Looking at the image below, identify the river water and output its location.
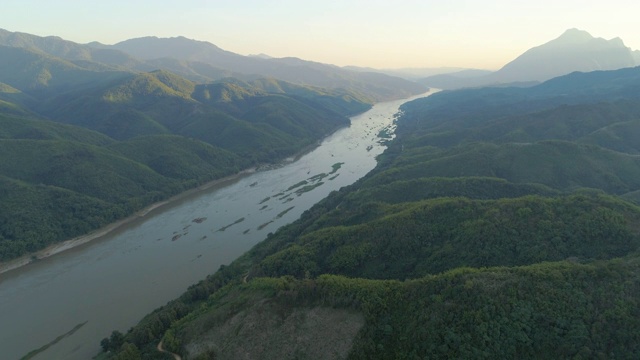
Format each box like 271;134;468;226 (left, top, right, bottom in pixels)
0;90;434;360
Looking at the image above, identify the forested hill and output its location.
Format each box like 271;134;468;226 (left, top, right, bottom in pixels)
103;66;640;359
0;46;374;263
0;28;426;102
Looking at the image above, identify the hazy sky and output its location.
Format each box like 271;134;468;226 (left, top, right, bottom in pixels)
2;0;639;70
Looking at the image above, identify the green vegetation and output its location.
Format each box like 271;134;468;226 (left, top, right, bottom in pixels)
21;322;88;360
2;28;427;103
217;218;246;232
0;50;373;262
101;66;640;358
286;180;309;191
109;134;244;182
258;221;274;231
259;196;271;204
257;194;640;279
187;259;640;359
330;162;345;173
171;258;640;360
6;35;640;358
377;126;394;140
294;182;325;196
0;175;125;260
276;206;295;219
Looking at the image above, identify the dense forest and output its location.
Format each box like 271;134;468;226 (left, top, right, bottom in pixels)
100;66;640;359
0;45;398;262
6;27;640;360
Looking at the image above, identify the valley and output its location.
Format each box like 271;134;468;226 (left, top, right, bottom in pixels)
2;17;640;359
0;91;433;360
102;67;640;359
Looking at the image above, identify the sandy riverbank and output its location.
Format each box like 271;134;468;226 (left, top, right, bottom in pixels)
0;168;256;276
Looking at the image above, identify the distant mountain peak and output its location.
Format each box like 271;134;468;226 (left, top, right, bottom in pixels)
555;28;594;43
493;28;636;83
111;35;226;60
549;28;630;49
609;37;625;47
421;28;638;89
118;35;218;47
248;53;273;60
0;28;425;101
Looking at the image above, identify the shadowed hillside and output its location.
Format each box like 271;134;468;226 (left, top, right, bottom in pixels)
0;28;426;102
101;64;640;359
0;44;376;262
419;29;639;89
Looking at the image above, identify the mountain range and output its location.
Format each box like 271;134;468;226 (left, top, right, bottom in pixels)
5;27;634;95
102;62;640;359
4;27;640;359
0;28;425;102
419;28;640;89
1;28;418;262
0;66;365;260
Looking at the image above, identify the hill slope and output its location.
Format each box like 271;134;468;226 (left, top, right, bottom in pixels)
101;66;640;359
493;28;636;83
419;28;639;89
0;46;375;262
35;71;359;162
103;35;426;101
0;28;426;101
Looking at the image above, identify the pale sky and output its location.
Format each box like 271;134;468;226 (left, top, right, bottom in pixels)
2;0;639;70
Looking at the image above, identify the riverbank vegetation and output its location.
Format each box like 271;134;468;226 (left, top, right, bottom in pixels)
100;67;640;358
0;67;376;262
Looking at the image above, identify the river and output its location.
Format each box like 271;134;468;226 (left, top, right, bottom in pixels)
0;90;435;360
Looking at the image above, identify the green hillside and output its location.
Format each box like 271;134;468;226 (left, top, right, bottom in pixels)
170;258;640;360
364;141;640;194
398;66;640;135
1;28;426;102
0;175;126;261
102;192;640;358
0;139;178;204
33;71;355;163
102;66;640;359
255;194;640;280
241;78;373;115
0;48;373;263
0;112;113;145
102;70;195;102
0;45;128;94
108;135;245;182
397;100;640;149
0;111;251;261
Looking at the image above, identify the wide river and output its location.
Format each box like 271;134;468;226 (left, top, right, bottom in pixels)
0;90;434;360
